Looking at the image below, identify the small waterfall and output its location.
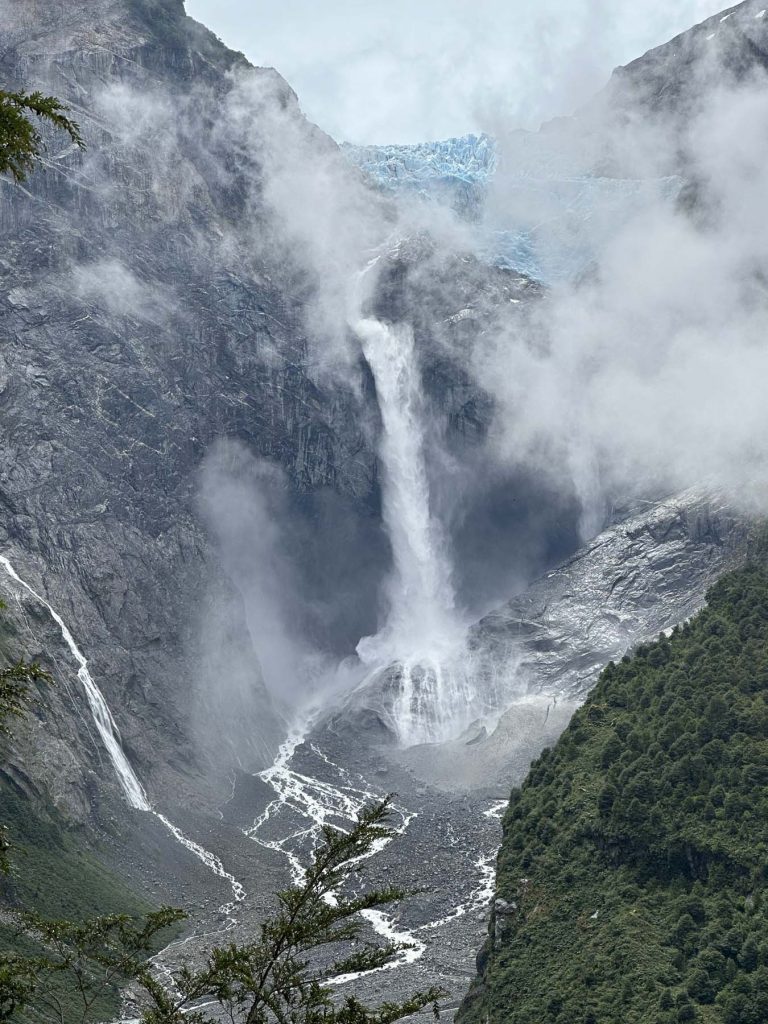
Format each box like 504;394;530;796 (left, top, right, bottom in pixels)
0;555;244;906
352;316;483;745
0;555;150;810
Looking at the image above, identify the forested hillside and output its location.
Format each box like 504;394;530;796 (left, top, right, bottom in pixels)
0;786;153;1023
460;555;768;1024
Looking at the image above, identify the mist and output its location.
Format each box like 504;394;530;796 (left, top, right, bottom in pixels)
62;1;768;749
476;69;768;536
186;0;726;143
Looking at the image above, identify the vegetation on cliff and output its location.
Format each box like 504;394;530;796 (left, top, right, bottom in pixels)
460;558;768;1024
0;634;159;1023
0;783;159;1023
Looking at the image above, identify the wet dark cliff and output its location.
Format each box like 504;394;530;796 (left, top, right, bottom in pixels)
0;0;376;815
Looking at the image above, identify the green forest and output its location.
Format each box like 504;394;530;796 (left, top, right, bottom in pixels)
0;791;153;1022
460;557;768;1024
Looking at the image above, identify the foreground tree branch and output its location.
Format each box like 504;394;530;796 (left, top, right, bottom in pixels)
1;796;442;1023
0;90;84;181
138;799;443;1024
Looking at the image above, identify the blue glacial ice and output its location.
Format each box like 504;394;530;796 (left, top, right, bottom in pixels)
342;133;497;188
343;133;682;285
342;133;494;216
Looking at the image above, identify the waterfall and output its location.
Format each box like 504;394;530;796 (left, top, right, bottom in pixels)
351;316;483;746
355;320;458;660
0;555;150;810
0;555;244;905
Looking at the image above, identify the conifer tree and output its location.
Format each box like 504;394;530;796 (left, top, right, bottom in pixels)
0;91;83;181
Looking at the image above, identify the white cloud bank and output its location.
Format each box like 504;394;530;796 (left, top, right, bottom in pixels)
186;0;726;143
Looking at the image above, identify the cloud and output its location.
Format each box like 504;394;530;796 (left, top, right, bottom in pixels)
69;259;174;321
197;441;316;705
474;70;768;534
185;0;727;143
197;440;389;704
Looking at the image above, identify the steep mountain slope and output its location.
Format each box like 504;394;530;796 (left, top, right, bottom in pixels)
3;0;756;828
599;0;768;120
567;0;768;179
0;0;359;812
450;6;768;1017
0;0;571;827
472;492;746;701
459;552;768;1024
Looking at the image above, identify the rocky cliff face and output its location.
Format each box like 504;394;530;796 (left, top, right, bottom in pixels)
0;0;379;816
473;490;747;700
0;0;561;825
532;0;768;181
599;0;768;120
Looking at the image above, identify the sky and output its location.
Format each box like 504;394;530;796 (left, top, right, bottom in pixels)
185;0;728;144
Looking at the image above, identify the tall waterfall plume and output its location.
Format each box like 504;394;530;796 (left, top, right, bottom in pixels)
352;316;485;746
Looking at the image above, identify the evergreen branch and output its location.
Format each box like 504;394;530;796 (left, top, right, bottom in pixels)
0;89;85;182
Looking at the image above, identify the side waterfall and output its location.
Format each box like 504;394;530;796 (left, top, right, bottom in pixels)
0;555;244;908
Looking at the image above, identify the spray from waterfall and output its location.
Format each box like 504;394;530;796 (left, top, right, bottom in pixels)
0;555;244;906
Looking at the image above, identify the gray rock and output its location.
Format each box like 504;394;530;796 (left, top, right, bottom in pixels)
0;0;374;814
473;488;749;701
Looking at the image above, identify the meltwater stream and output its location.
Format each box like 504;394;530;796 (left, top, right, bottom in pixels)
245;715;509;999
246;717;507;988
0;555;245;911
246;718;426;981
